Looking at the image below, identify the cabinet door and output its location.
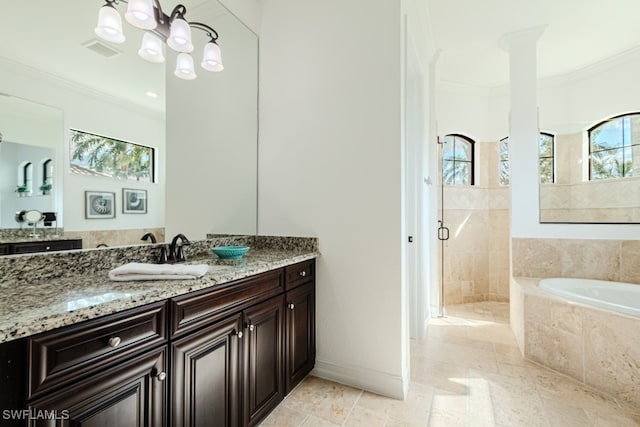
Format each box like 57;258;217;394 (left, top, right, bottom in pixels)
28;346;166;427
285;282;316;394
243;295;285;427
171;314;243;427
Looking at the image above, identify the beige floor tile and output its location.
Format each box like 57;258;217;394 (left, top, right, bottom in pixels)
427;410;473;427
300;414;341;426
261;302;640;427
283;376;362;425
260;405;308;426
541;398;592;427
355;382;431;425
343;405;387;427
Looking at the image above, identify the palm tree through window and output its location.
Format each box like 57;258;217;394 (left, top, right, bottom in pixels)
442;134;474;186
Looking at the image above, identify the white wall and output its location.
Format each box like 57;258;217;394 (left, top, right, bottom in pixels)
258;0;411;398
0;58;165;232
218;0;262;35
165;12;258;240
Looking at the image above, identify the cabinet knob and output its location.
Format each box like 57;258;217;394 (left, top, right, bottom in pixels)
299;271;307;277
236;331;243;339
288;303;295;310
108;337;121;348
45;246;51;250
248;324;255;332
156;371;167;381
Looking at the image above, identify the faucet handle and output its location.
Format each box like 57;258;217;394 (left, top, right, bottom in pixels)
176;245;187;263
158;245;169;264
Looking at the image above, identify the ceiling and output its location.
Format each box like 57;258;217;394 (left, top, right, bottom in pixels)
0;0;227;115
427;0;640;87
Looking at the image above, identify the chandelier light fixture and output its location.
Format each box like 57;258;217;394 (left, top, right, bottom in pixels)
95;0;224;80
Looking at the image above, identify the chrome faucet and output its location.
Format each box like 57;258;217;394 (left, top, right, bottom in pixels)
168;234;190;263
141;232;157;243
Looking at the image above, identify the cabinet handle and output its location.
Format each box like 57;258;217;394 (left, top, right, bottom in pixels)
248;324;255;332
288;303;295;310
299;271;307;277
108;337;121;348
156;371;167;381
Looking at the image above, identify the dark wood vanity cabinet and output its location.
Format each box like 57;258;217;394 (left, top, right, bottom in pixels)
285;281;316;394
171;313;243;427
0;239;82;256
243;295;285;427
1;259;315;427
28;347;167;427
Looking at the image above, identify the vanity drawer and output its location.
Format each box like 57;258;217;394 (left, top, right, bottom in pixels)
285;260;315;290
28;300;167;399
12;239;82;254
171;269;284;337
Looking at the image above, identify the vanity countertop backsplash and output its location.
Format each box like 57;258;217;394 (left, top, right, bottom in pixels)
0;235;319;344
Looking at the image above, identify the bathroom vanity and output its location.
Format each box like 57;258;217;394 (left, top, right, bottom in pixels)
0;238;82;255
0;236;318;426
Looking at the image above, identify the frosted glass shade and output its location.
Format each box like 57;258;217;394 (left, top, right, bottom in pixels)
95;4;125;43
167;18;194;53
201;42;224;72
174;53;196;80
138;32;165;63
125;0;157;30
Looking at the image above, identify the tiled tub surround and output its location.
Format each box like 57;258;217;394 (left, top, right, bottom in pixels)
512;237;640;283
511;277;640;410
0;235;319;343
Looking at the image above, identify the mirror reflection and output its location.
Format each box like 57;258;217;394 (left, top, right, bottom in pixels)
0;0;258;249
0;96;61;228
538;48;640;224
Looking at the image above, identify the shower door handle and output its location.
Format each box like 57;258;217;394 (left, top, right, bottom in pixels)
437;221;449;241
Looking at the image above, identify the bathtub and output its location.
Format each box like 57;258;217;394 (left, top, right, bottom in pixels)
539;277;640;317
510;277;640;408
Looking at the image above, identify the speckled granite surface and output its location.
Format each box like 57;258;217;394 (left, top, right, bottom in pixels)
0;228;66;243
0;235;319;344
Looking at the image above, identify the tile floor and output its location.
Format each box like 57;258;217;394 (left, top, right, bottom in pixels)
260;301;640;426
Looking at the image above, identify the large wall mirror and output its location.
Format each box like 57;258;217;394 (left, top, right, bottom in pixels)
0;0;258;245
538;47;640;224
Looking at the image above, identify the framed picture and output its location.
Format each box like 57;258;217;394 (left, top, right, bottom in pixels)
123;188;147;214
85;191;115;219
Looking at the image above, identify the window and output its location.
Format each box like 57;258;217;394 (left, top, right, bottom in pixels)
539;132;555;184
589;113;640;180
499;137;509;186
69;129;155;182
442;134;474;185
499;133;555;186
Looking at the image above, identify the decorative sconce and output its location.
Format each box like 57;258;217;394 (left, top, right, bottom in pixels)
95;0;224;80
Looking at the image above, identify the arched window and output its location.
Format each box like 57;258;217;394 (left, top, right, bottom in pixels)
17;161;33;195
539;132;555;184
589;113;640;180
499;133;556;186
442;134;474;185
499;137;509;186
41;158;53;194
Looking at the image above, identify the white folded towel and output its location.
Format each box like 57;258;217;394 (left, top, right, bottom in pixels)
108;262;210;281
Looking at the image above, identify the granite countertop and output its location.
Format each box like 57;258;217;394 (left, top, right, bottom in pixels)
0;248;319;344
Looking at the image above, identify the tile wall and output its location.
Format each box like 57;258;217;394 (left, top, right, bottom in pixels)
512;237;640;283
440;140;511;303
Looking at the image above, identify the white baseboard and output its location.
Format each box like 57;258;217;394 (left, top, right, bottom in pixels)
311;358;408;400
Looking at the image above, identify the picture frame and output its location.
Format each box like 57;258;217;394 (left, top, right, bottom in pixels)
85;191;115;219
123;188;147;214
